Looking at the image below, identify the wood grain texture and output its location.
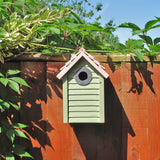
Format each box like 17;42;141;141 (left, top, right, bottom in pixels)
69;107;100;112
66;58;105;123
99;75;105;123
63;75;68;123
69;95;99;100
3;55;160;160
69;89;99;95
68;83;99;89
69;112;100;118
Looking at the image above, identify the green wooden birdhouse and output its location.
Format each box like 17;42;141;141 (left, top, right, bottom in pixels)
57;48;109;123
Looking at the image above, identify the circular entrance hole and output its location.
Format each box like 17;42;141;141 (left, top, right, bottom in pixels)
75;67;92;85
78;71;88;81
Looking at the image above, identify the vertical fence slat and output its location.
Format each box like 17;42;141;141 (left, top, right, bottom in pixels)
20;62;47;160
1;55;160;160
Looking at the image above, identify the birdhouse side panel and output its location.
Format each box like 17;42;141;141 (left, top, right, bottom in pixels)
63;75;69;123
66;59;104;123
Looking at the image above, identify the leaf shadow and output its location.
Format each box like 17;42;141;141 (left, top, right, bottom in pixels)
20;62;54;160
128;57;155;94
71;78;135;160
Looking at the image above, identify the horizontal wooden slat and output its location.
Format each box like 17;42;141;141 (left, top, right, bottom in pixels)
10;53;71;61
69;95;99;101
69;118;101;123
69;68;95;74
69;89;99;95
69;112;100;117
69;105;99;108
69;107;100;112
11;52;158;62
69;83;99;90
69;101;99;106
68;78;99;84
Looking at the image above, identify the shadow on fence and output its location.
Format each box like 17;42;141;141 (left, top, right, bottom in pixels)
71;78;135;160
128;57;155;95
20;62;54;160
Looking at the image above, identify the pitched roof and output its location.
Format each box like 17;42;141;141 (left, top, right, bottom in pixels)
56;48;109;79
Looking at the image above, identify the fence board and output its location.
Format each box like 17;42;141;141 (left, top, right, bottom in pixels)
1;54;160;160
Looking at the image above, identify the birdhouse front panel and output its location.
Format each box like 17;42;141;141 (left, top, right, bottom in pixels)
63;58;105;123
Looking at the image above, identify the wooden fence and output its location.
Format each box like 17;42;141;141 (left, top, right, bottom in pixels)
1;53;160;160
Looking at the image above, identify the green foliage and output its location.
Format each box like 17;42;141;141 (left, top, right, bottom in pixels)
116;39;145;61
2;0;160;61
0;6;70;63
0;1;119;60
0;69;32;159
50;0;103;20
119;18;160;60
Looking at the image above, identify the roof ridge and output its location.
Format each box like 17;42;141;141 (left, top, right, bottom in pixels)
57;48;109;79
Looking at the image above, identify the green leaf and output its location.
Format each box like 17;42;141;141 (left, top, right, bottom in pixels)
8;80;20;93
67;23;81;29
0;73;4;77
133;49;143;61
9;102;20;111
125;39;144;49
0;78;9;86
149;45;160;52
51;3;63;11
156;16;160;21
5;153;15;160
38;30;50;37
48;9;58;17
96;3;103;11
148;52;158;56
39;7;49;20
50;27;60;34
70;11;83;23
0;105;4;111
27;0;38;5
117;43;126;50
14;129;29;139
154;37;160;45
133;40;144;48
119;22;141;31
9;77;30;88
3;102;10;108
145;19;159;31
12;144;33;158
85;25;103;32
0;53;4;63
150;24;160;30
30;24;39;34
42;49;52;54
6;129;15;143
14;151;33;158
24;14;33;23
12;123;28;129
0;101;10;109
133;29;145;35
139;35;153;45
6;70;21;77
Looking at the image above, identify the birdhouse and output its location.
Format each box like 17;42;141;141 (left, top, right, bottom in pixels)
57;48;109;123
